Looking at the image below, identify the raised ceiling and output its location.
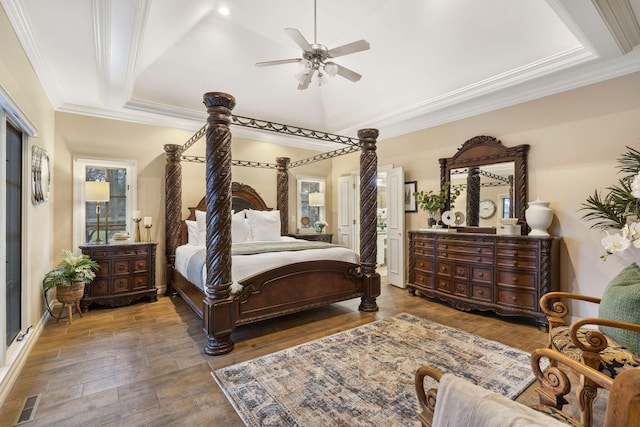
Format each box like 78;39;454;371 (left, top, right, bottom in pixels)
3;0;640;150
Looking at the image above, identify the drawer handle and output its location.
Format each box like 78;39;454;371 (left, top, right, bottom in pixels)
479;289;484;295
117;264;126;271
443;244;448;249
512;296;518;301
478;272;484;278
441;282;447;288
118;280;125;287
513;249;518;255
419;277;424;283
441;266;447;272
512;277;518;283
476;257;482;262
419;262;424;267
476;248;482;253
442;252;448;258
137;263;144;268
512;260;518;266
137;279;144;285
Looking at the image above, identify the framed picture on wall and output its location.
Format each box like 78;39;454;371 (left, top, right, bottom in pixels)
404;181;417;212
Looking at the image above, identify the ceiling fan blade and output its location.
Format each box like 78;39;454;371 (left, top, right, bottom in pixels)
285;28;313;52
256;58;301;67
333;63;362;82
327;40;370;58
297;69;314;90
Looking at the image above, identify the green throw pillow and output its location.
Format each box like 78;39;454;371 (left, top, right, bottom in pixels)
598;262;640;353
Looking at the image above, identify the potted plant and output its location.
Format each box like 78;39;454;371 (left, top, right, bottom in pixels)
414;182;460;227
43;250;100;303
315;220;328;234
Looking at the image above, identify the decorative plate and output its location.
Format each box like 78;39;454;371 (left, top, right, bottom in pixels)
301;216;310;226
454;211;465;226
441;210;456;226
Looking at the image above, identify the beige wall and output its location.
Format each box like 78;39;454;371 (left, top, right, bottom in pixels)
0;4;56;402
331;71;640;320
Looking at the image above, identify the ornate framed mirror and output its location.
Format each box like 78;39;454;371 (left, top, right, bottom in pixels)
439;136;529;233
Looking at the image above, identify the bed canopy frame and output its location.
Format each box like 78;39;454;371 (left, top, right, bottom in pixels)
164;92;380;355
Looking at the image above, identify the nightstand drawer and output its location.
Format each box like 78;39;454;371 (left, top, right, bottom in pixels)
113;277;130;293
133;258;148;272
88;279;110;296
132;274;148;290
113;260;131;275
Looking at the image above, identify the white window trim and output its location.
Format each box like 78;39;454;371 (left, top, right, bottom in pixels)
296;175;326;228
73;157;137;250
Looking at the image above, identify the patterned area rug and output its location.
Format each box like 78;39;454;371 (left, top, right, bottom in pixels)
213;313;544;427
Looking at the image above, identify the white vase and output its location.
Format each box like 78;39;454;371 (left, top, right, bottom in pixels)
526;197;553;236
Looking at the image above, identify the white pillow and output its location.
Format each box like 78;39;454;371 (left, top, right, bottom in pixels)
185;220;199;245
195;210;206;246
246;209;281;241
232;210;251;243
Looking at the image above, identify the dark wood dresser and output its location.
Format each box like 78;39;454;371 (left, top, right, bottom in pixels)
79;242;158;310
289;233;333;243
408;230;560;327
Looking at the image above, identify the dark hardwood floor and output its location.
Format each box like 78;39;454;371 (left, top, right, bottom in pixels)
1;281;606;426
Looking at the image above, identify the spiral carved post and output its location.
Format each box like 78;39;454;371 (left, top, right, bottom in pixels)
467;166;480;226
276;157;290;236
358;128;380;312
164;144;182;296
202;92;236;356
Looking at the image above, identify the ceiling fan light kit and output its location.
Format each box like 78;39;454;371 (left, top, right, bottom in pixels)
256;0;370;90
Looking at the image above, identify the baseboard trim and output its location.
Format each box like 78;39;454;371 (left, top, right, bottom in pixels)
0;306;50;406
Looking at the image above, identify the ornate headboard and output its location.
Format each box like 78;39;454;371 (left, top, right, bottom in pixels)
180;182;270;244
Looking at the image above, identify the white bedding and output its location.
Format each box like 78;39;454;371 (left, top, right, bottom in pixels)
174;237;359;294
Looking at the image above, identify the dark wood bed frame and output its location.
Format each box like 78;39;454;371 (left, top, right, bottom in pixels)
164;92;380;356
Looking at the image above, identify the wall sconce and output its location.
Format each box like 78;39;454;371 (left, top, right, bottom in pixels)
85;181;110;243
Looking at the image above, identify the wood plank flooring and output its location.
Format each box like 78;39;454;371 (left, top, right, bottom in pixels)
1;282;606;426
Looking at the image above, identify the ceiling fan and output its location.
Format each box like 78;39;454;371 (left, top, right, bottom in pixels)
256;0;370;90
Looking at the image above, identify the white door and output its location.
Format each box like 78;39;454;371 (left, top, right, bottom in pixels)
386;167;405;287
337;175;354;250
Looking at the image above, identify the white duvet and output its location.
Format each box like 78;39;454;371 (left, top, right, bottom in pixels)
174;237;359;294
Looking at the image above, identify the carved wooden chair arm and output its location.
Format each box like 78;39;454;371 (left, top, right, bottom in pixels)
568;317;640;353
539;292;601;322
415;366;443;427
531;348;613;393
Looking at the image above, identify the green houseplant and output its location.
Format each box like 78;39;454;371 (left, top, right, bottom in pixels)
414;182;460;226
43;250;100;303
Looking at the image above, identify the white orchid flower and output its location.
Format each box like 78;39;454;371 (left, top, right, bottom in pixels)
632;173;640;198
601;233;631;253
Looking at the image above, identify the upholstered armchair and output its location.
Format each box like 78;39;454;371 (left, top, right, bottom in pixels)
540;282;640;426
415;348;640;427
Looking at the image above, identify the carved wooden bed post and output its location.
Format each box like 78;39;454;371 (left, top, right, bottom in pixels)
358;128;380;312
164;144;182;296
202;92;236;355
276;156;290;236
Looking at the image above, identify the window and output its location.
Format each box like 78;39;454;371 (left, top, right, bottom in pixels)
500;195;512;218
73;158;137;249
296;176;325;230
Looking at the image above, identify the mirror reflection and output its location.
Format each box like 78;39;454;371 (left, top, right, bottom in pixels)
449;162;515;226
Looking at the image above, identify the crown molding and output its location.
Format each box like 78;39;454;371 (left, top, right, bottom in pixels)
593;0;640;53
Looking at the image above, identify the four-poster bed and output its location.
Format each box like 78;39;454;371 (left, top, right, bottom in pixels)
164;92;380;355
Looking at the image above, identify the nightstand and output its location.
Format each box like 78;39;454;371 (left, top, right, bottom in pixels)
79;242;158;310
289;233;333;243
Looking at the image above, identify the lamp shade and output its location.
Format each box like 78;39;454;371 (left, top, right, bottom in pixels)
85;181;110;202
309;192;325;207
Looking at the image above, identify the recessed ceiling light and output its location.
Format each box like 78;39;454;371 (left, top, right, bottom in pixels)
218;6;230;16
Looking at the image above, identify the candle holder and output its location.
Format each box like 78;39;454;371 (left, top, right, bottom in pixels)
144;224;152;242
133;217;142;242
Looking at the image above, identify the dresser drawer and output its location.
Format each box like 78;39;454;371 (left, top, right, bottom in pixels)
414;255;433;273
113;259;131;275
471;266;492;284
132;274;148;290
88;279;110;296
496;287;536;310
496;246;537;259
437;241;494;256
496;256;537;270
132;258;148;272
438;251;493;264
453;281;470;297
453;264;469;280
412;271;434;289
112;277;130;293
437;260;453;277
471;284;492;302
497;270;536;288
436;277;452;293
95;260;110;277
